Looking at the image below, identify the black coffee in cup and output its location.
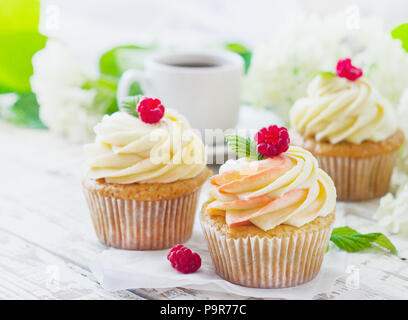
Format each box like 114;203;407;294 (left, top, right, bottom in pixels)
168;62;219;68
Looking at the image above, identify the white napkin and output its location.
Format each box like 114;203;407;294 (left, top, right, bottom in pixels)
90;209;347;299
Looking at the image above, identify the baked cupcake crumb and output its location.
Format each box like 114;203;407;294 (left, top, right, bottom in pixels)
290;129;405;158
201;201;335;239
83;167;212;201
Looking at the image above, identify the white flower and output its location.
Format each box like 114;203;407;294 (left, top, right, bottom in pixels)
0;93;18;115
375;88;408;234
31;40;101;143
391;89;408;192
375;184;408;235
397;89;408;139
244;13;408;123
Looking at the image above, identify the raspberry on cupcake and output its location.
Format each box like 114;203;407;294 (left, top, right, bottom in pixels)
82;96;211;250
254;125;290;157
200;126;336;288
290;58;405;201
137;97;165;124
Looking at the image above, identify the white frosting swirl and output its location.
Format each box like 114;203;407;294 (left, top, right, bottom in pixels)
207;146;336;231
290;75;397;144
85;109;206;184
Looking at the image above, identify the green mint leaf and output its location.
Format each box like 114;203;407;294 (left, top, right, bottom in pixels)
331;226;359;236
0;0;47;93
391;23;408;53
364;233;397;255
120;95;141;117
257;150;264;160
330;226;397;254
330;236;371;253
225;134;262;160
310;71;336;79
1;92;46;129
225;43;252;74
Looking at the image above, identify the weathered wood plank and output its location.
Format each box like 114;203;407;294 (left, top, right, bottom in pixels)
1;122;408;299
0;123;236;299
0;229;144;300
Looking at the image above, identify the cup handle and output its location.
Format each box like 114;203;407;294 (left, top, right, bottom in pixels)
116;69;147;107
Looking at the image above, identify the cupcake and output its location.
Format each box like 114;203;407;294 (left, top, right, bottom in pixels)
290;58;405;201
82;96;211;250
200;126;336;288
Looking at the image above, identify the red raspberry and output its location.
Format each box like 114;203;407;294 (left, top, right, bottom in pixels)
336;58;363;81
254;125;290;157
167;244;201;274
137;97;165;124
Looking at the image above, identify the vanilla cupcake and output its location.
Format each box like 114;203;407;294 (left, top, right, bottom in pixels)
83;96;211;250
290;59;405;201
201;126;336;288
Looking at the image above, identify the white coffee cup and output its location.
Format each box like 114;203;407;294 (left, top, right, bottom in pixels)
117;51;244;133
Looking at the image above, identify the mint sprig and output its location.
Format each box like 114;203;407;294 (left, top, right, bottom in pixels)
120;95;141;117
330;226;397;254
310;70;336;79
225;134;263;160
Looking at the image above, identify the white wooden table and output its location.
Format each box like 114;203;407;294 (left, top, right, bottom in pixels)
1;122;408;300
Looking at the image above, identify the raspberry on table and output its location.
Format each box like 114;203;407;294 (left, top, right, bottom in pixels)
167;244;201;274
254;125;290;157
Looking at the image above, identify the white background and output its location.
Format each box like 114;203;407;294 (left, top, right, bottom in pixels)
39;0;408;74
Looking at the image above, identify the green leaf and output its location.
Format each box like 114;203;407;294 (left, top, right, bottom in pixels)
99;45;153;77
331;226;359;236
88;75;119;115
119;95;142;117
1;92;46;129
391;23;408;53
129;82;143;96
0;0;47;93
330;226;397;254
225;43;252;74
309;71;336;79
0;0;41;33
225;134;262;160
366;233;397;255
98;45;153;102
331;233;372;253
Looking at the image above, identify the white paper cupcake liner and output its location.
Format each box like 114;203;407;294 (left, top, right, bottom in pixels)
200;221;332;288
83;189;200;250
316;151;397;201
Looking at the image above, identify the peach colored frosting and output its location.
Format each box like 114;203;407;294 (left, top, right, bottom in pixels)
206;146;336;231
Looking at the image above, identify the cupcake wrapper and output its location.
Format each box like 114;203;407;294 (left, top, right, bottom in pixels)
83;189;200;250
200;221;332;288
316;151;397;201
